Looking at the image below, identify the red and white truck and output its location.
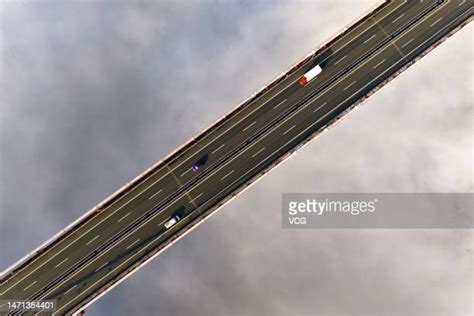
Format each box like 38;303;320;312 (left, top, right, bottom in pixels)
298;65;323;86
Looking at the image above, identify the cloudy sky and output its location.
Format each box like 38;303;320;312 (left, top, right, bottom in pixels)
0;1;472;315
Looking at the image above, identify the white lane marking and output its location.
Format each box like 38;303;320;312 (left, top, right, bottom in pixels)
373;18;405;58
334;55;347;65
313;102;327;113
375;0;407;22
273;99;287;109
430;17;443;27
49;9;462;310
157;217;171;227
282;125;296;135
325;0;407;66
148;189;163;200
393;1;449;49
63;284;77;295
94;261;109;273
85;235;100;246
125;239;140;250
363;33;377;44
133;169;171;195
343;81;357;91
459;0;466;6
242;121;256;132
189;193;203;204
220;170;235;181
392;13;405;24
252;147;265;158
180;169;191;177
211;144;225;154
373;59;386;69
168;165;195;210
324;0;406;70
401;38;415;48
22;280;37;292
116;212;131;223
54;258;69;269
321;0;407;63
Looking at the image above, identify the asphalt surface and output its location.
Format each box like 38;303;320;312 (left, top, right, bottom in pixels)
0;0;471;314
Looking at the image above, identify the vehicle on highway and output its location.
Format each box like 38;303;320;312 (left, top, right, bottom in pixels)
191;154;209;171
164;215;180;229
298;64;323;85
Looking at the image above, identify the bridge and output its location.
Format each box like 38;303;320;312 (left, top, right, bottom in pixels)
1;0;472;314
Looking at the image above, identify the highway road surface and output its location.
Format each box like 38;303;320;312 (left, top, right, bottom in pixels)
0;0;471;314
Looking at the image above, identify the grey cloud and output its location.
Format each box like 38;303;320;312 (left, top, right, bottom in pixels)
1;1;472;316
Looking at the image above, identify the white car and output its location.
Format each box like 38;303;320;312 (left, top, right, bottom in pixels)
164;215;180;229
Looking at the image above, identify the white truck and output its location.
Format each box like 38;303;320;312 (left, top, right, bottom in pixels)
298;64;323;86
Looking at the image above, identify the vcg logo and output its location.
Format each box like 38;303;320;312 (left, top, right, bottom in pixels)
288;216;307;225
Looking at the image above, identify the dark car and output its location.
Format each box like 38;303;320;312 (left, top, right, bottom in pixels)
191;154;209;171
